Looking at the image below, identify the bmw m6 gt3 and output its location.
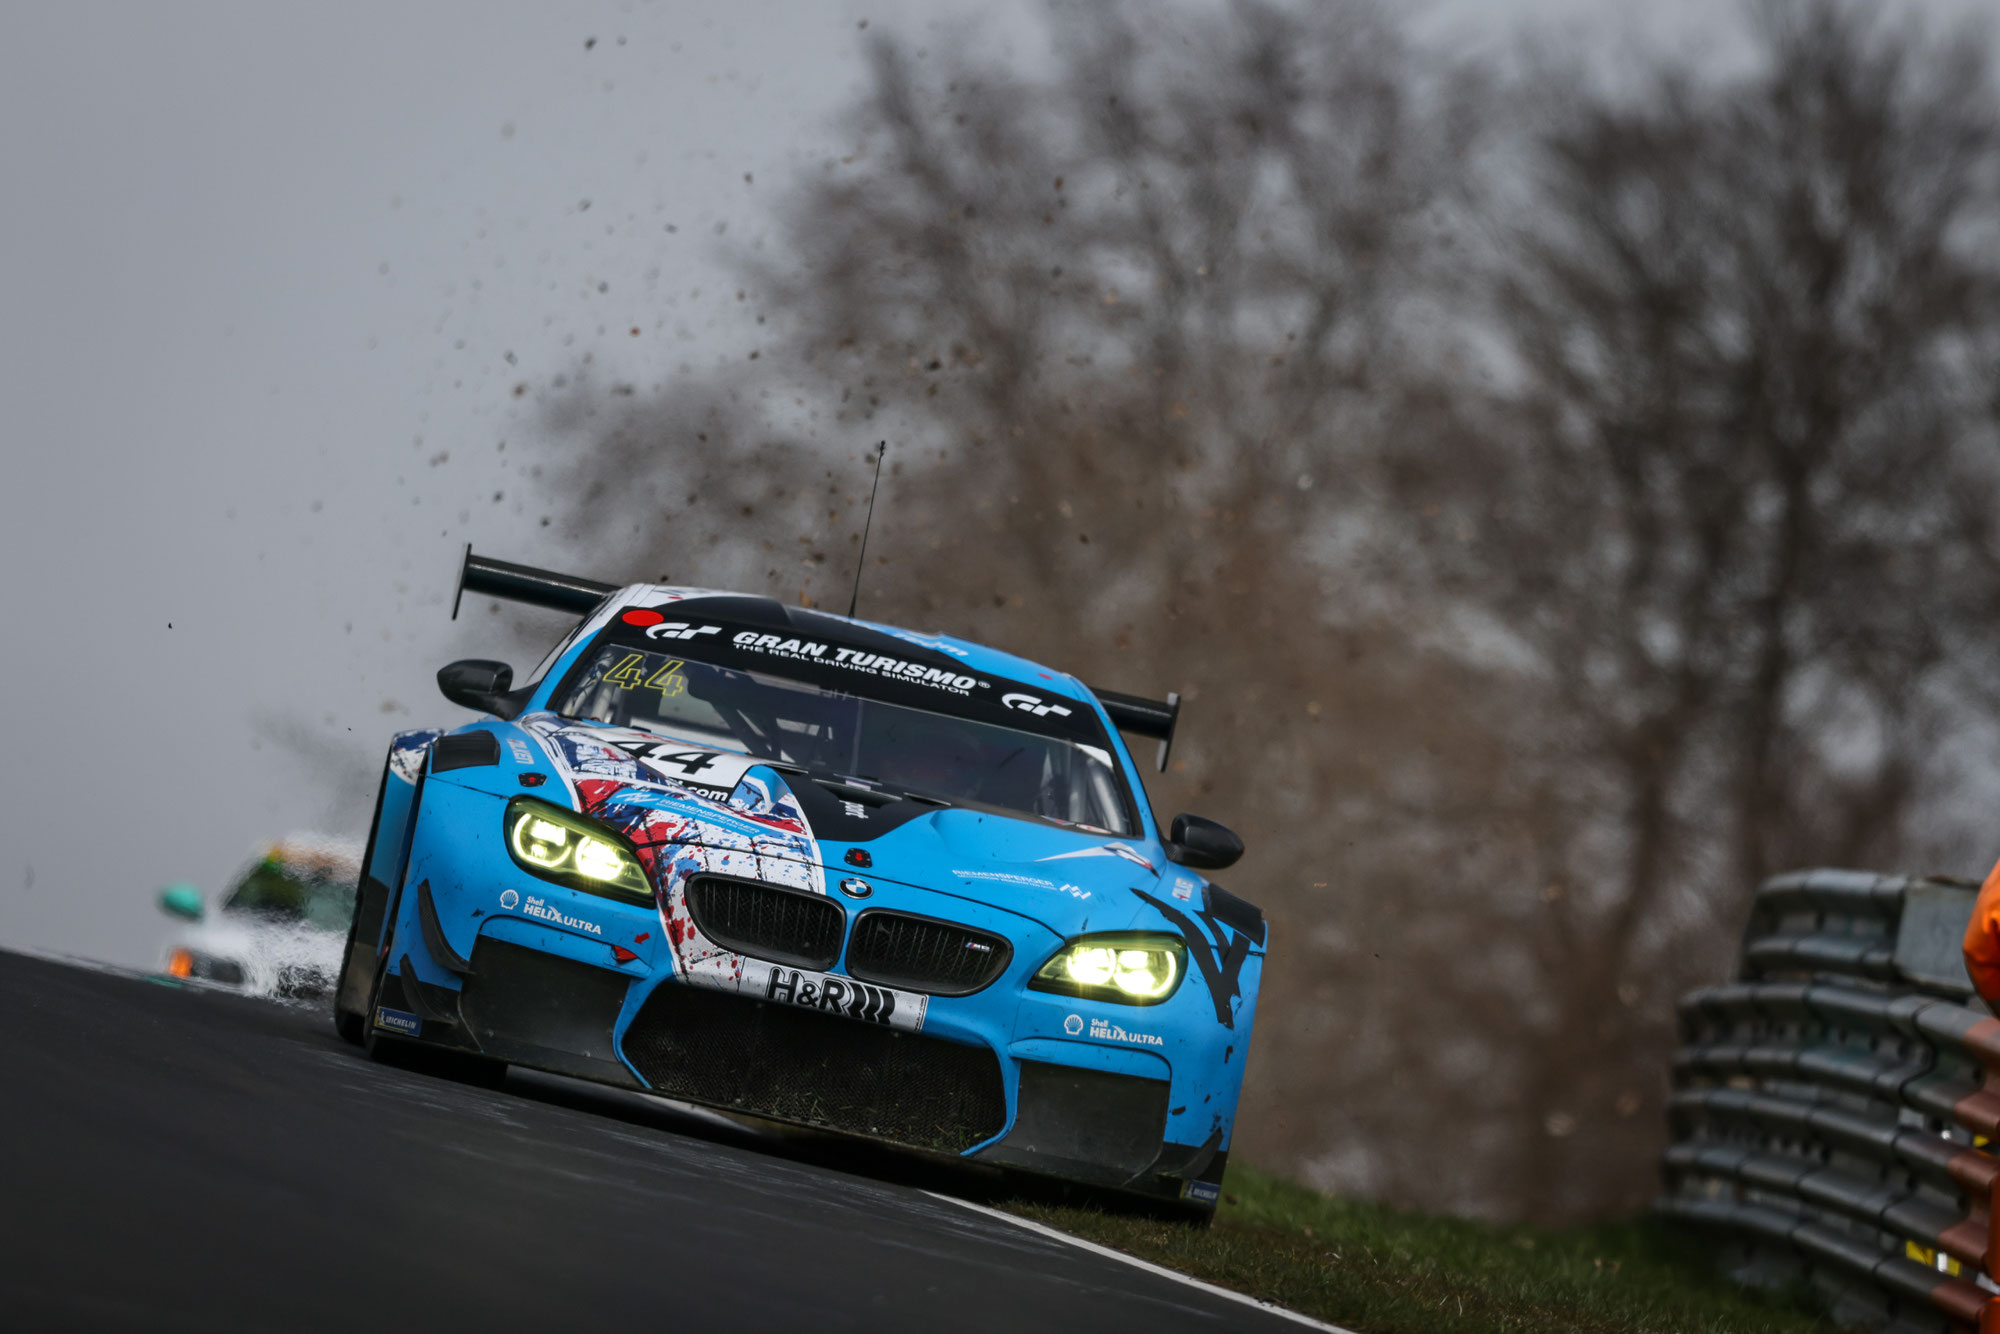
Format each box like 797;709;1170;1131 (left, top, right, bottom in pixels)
334;551;1264;1219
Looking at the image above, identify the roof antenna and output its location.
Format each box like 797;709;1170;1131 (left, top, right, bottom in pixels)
846;441;887;619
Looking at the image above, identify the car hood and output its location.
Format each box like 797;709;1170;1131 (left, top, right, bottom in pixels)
451;715;1237;944
868;807;1186;936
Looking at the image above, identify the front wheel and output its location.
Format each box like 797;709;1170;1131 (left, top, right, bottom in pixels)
332;881;389;1048
333;755;401;1045
335;1005;366;1046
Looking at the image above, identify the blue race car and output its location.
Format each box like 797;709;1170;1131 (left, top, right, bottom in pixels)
333;550;1264;1218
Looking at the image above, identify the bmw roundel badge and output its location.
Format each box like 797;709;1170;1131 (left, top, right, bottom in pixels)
838;877;873;899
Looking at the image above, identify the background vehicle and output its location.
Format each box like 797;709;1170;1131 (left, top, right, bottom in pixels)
158;835;362;999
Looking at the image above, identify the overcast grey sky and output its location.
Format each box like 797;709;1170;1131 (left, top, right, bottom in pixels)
0;0;1026;967
0;0;1985;969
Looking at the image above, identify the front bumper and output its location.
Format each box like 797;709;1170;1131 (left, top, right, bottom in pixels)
376;773;1257;1206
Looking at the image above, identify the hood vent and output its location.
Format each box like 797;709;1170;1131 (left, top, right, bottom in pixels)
432;731;501;772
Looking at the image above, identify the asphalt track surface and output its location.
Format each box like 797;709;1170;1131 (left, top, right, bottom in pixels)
0;948;1301;1333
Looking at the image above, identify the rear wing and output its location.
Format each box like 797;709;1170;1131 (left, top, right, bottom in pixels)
451;547;614;619
1092;689;1181;774
449;545;1182;770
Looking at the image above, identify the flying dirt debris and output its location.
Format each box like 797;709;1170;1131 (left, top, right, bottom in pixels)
532;0;2000;1223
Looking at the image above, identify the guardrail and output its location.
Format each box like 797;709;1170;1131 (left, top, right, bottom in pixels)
1662;868;2000;1333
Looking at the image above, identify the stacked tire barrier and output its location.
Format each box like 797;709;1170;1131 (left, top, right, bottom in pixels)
1662;869;2000;1333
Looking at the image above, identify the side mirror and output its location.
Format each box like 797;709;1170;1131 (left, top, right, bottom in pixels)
1165;813;1244;870
438;659;524;718
159;884;204;922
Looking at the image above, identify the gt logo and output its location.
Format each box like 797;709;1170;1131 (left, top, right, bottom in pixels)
644;622;722;642
1002;692;1072;718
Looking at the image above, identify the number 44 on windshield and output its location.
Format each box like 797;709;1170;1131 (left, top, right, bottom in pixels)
605;653;687;697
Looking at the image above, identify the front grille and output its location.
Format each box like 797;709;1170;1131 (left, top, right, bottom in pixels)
621;980;1007;1153
846;910;1011;996
683;874;844;970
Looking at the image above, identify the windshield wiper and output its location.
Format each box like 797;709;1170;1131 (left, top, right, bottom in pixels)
813;776;897;806
813;774;953;809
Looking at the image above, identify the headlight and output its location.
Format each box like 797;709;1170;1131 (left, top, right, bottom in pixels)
504;798;652;902
1029;933;1186;1005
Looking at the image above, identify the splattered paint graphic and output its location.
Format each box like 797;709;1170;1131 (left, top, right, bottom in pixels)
388;729;445;785
518;714;828;1002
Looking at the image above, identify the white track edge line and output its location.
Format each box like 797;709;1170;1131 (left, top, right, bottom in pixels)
921;1191;1362;1334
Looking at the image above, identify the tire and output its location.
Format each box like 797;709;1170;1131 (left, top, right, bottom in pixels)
335;1007;366;1046
332;892;385;1048
343;748;503;1091
333;754;398;1045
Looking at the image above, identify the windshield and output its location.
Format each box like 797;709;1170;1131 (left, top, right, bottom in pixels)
553;643;1136;835
223;861;357;931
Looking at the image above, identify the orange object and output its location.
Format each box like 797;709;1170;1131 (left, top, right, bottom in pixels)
166;947;194;979
1963;856;2000;1004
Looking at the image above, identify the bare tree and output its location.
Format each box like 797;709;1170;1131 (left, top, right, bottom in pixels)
1399;0;2000;1216
528;0;2000;1220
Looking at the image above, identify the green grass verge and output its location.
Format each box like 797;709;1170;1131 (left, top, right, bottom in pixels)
1005;1168;1833;1334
